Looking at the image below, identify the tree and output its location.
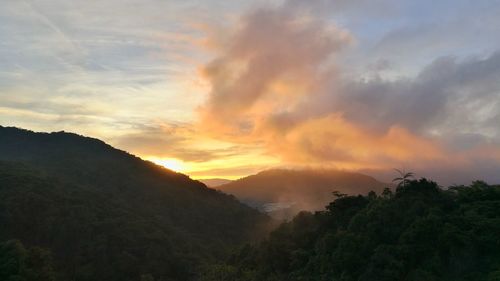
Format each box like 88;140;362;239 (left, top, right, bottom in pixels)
0;240;55;281
332;190;348;198
381;187;393;199
392;169;414;188
140;274;155;281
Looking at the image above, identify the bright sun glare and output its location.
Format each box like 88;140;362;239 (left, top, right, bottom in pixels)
148;158;186;172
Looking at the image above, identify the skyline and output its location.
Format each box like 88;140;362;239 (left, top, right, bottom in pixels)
1;0;500;183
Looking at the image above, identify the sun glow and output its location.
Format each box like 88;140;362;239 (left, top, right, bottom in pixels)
147;157;187;172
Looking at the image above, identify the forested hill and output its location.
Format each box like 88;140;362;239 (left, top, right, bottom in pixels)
217;169;386;219
206;179;500;281
0;126;270;281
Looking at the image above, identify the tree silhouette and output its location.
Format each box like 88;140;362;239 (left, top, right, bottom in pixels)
392;169;414;188
332;190;347;198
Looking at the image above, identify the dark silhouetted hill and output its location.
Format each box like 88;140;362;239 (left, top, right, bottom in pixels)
0;126;269;281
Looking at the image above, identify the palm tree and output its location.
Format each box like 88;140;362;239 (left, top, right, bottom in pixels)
392;169;414;188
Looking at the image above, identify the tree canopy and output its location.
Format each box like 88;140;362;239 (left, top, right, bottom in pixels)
206;179;500;281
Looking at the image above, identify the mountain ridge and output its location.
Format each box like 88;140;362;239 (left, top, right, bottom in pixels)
0;126;270;281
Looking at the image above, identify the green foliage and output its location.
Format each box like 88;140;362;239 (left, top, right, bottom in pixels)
211;179;500;281
0;240;55;281
0;127;270;281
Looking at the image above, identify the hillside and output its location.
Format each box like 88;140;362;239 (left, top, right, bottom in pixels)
0;126;270;281
199;178;233;188
217;169;386;218
204;179;500;281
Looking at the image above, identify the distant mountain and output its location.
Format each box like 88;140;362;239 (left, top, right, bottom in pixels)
199;178;233;187
0;126;269;281
217;169;387;219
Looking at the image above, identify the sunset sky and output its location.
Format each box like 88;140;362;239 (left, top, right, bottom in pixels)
1;0;500;183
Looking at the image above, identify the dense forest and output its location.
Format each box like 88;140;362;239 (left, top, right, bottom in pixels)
2;126;500;281
0;127;270;281
203;179;500;281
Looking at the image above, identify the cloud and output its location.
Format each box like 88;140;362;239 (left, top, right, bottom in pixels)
188;165;270;179
198;2;352;135
3;0;500;183
109;122;268;166
284;0;400;17
197;1;500;184
109;123;213;161
333;52;500;137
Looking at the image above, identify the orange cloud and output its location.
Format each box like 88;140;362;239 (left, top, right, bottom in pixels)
192;1;500;184
197;4;352;137
266;114;446;169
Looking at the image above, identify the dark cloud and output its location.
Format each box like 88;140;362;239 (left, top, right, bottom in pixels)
332;52;500;135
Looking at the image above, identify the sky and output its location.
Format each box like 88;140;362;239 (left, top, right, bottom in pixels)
1;0;500;184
